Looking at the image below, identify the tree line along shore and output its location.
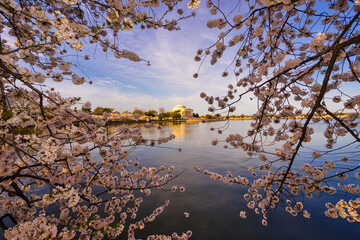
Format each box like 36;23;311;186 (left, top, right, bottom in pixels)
88;107;355;123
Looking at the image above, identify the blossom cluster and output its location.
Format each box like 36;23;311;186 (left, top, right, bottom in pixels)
325;199;360;222
0;0;197;239
195;0;360;226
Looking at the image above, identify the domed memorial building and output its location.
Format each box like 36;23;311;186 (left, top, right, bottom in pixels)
170;104;194;118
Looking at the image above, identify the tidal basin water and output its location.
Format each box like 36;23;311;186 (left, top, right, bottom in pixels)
107;121;360;240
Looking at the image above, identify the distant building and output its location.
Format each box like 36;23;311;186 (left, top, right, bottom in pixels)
171;104;193;118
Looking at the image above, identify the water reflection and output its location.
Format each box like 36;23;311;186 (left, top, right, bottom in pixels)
107;122;199;142
113;121;359;239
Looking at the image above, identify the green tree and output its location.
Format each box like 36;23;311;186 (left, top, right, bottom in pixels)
103;108;113;113
158;112;170;120
93;107;104;115
81;107;92;114
205;114;213;119
93;107;113;115
170;110;182;120
145;110;158;117
133;108;145;116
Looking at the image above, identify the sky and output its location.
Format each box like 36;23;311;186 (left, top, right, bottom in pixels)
45;1;257;115
5;1;356;115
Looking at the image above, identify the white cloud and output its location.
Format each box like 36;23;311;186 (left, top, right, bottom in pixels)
45;5;257;115
47;79;211;113
2;27;16;46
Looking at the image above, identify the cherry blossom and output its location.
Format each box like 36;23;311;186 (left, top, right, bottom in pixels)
0;0;196;238
196;0;360;225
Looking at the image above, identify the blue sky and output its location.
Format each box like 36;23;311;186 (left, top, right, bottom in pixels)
46;2;257;115
7;1;355;115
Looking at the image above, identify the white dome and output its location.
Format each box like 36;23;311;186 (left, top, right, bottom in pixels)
174;104;186;109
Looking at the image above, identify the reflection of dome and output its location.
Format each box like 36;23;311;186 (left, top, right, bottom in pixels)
174;104;186;109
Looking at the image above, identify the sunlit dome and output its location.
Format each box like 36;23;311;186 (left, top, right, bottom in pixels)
171;104;194;118
174;104;186;109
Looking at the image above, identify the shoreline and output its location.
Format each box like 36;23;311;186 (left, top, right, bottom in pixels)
100;112;355;125
105;118;226;124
